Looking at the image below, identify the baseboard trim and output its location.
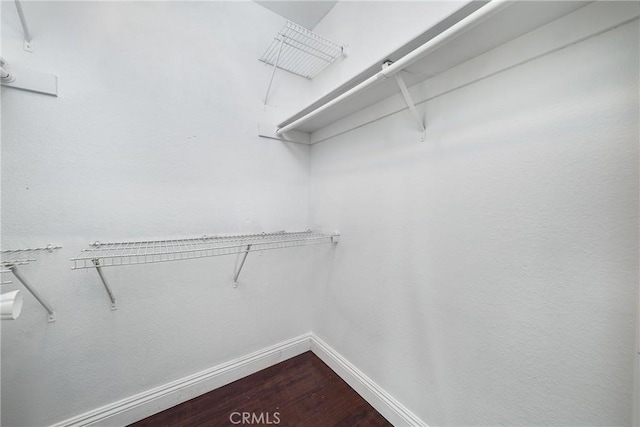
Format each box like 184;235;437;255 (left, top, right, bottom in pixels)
310;335;427;427
51;334;312;427
52;333;425;427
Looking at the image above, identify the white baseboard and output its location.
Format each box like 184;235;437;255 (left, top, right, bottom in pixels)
52;333;424;427
310;335;427;427
51;334;312;427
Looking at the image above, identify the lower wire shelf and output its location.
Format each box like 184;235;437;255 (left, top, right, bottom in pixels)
71;230;339;309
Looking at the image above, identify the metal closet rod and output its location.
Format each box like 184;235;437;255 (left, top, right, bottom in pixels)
276;0;510;136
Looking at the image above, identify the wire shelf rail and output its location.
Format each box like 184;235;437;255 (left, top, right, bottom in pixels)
72;230;339;309
1;244;61;322
1;244;59;267
259;21;344;80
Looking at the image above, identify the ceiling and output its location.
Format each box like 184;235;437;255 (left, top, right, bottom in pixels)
255;1;338;30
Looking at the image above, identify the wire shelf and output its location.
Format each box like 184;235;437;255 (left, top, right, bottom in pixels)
1;244;61;268
71;230;339;269
259;21;344;79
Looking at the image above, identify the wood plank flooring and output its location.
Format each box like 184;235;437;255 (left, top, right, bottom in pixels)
129;351;392;427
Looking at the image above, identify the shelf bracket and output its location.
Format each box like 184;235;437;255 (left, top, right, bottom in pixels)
263;37;285;106
383;61;426;141
14;0;34;52
92;259;117;310
7;264;55;322
233;244;252;288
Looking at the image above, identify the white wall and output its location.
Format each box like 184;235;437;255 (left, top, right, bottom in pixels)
0;2;318;426
309;6;639;427
309;1;469;103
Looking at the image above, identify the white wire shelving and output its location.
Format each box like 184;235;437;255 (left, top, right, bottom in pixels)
272;1;600;141
260;21;344;79
260;21;344;105
71;230;339;309
1;244;61;322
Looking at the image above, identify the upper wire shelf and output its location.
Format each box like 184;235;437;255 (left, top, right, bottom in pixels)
259;21;344;79
71;230;339;269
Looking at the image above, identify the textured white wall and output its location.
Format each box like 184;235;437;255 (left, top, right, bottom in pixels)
309;10;639;427
309;1;469;101
0;2;318;426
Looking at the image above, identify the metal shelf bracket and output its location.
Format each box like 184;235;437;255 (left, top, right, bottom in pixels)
7;264;55;322
384;61;427;141
14;0;34;52
92;258;117;310
263;38;284;106
233;244;252;288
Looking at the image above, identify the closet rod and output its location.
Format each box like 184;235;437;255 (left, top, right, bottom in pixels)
276;0;509;136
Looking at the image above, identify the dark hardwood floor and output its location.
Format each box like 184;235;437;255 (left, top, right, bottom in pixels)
129;351;391;427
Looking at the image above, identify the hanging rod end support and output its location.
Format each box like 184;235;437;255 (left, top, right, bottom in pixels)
47;313;56;322
378;60;393;79
110;302;117;311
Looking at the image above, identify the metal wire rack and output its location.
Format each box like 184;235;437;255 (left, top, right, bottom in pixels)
72;230;339;309
71;231;338;269
1;244;61;322
259;21;344;80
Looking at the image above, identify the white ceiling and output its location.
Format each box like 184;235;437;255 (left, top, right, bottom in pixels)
255;1;338;30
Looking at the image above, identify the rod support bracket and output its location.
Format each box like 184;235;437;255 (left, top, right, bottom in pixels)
382;61;427;140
